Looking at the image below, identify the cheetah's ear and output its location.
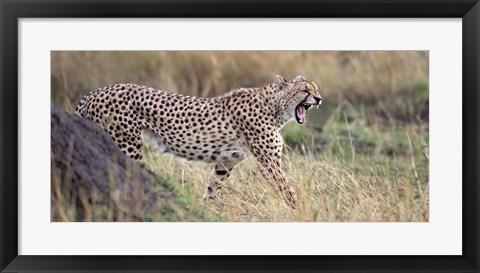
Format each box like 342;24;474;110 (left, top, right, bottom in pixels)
274;75;286;87
295;75;307;82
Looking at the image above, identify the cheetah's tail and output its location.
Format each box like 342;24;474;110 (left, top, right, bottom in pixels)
74;98;88;118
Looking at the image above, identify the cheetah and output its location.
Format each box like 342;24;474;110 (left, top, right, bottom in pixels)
75;75;322;208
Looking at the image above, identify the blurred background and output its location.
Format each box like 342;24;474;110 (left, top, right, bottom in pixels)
51;51;429;222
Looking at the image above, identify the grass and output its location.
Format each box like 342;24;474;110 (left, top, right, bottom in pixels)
141;129;428;222
51;160;222;222
51;51;429;222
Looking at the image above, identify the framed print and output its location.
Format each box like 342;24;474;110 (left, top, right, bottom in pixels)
1;0;479;272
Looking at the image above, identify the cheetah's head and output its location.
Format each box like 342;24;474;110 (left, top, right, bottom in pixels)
275;75;322;125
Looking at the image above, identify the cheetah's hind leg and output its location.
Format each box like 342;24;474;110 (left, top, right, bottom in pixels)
203;151;245;201
203;161;237;201
118;132;143;161
105;121;143;161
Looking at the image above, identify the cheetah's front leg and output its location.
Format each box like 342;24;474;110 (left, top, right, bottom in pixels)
248;133;298;209
256;157;298;209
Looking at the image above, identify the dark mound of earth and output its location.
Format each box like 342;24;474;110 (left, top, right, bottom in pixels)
51;105;175;221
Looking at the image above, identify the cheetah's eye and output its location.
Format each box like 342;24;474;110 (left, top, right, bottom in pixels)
301;89;309;93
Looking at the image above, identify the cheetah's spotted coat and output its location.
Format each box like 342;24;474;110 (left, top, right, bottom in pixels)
75;75;322;208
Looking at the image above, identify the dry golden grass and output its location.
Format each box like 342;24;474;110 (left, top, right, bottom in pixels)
51;51;428;107
141;123;429;222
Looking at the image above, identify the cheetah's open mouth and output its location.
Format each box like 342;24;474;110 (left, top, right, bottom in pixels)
295;102;312;124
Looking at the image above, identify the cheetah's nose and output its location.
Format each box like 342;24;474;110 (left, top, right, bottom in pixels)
314;96;322;105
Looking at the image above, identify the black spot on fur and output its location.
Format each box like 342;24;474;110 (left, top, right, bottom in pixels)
216;170;228;176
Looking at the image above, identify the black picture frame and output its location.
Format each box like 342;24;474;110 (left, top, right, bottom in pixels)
1;0;479;272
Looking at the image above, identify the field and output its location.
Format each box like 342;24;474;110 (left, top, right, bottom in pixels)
51;51;429;222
